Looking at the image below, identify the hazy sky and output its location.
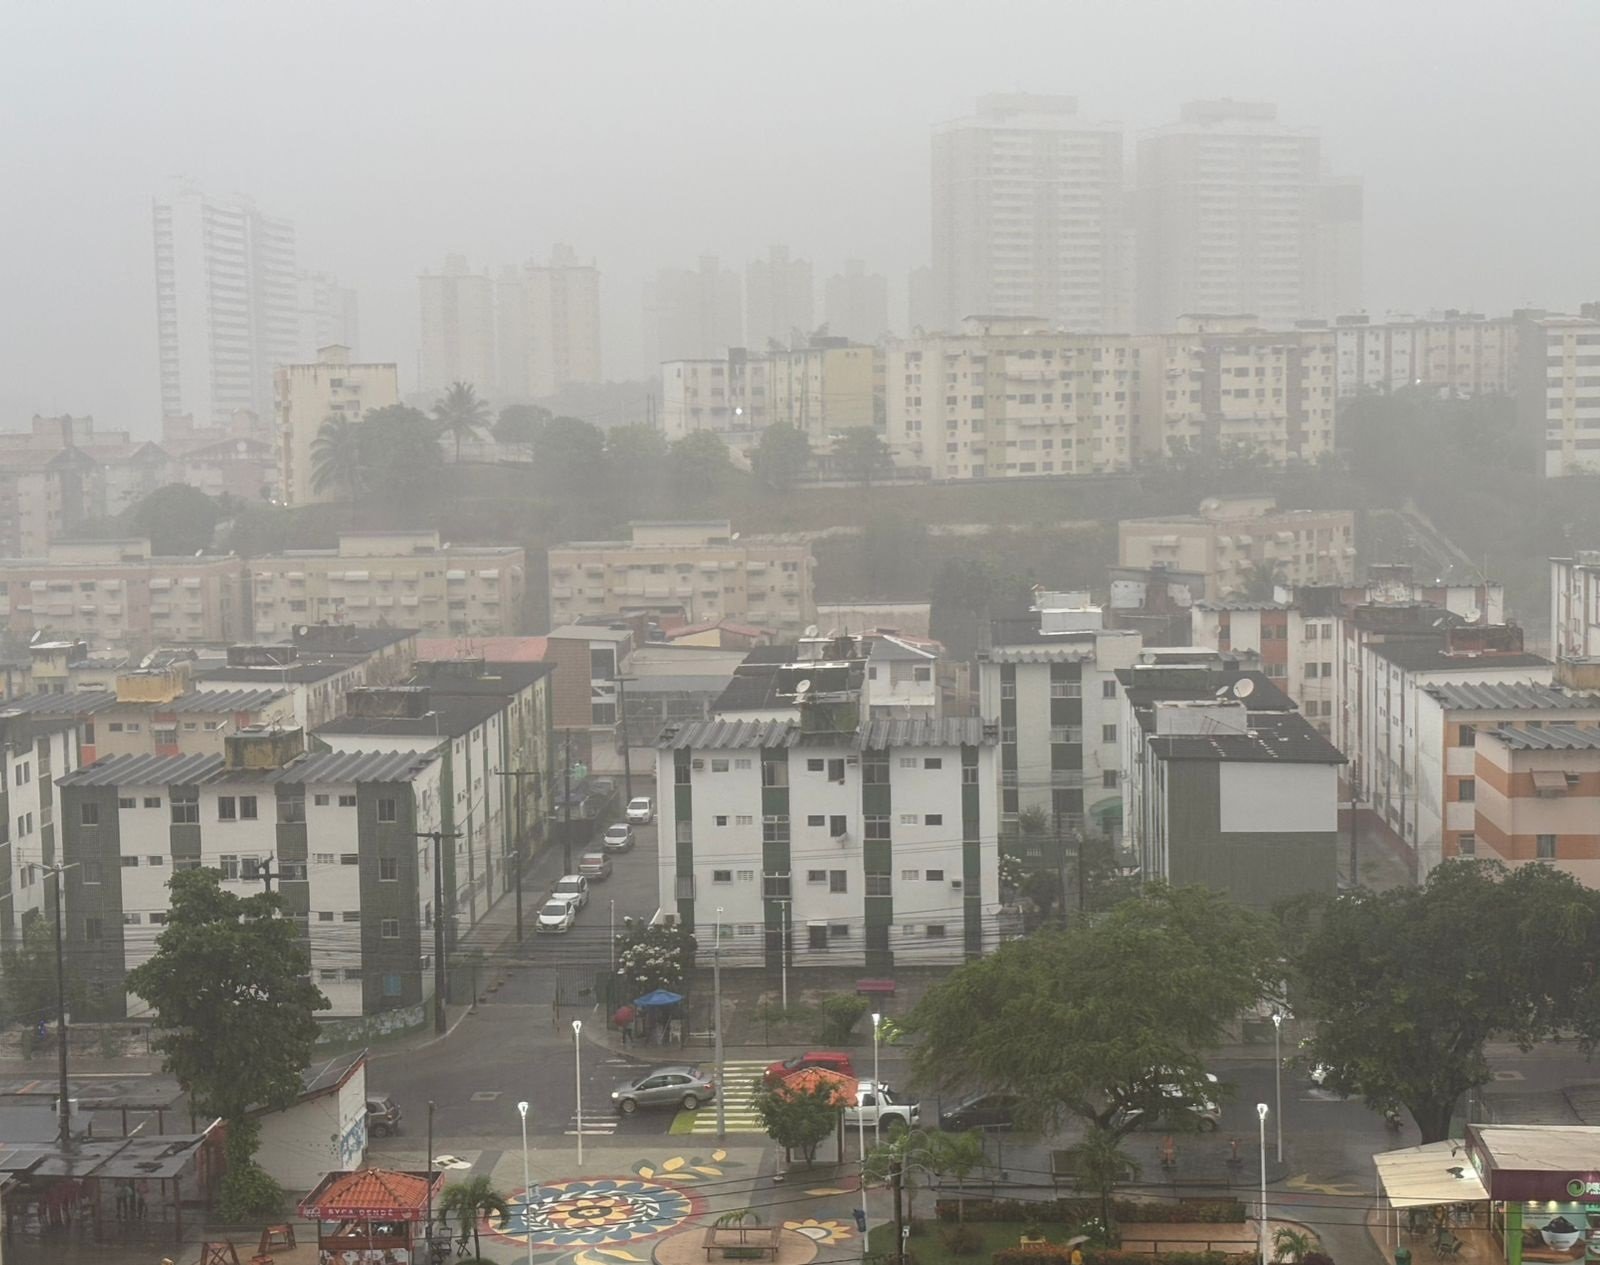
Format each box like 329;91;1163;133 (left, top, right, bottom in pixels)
3;0;1597;431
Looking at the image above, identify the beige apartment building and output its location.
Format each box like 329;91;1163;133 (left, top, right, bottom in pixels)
418;254;497;396
250;530;526;640
0;539;247;652
659;351;770;446
548;520;816;633
1520;311;1600;477
275;345;400;507
1333;312;1519;399
1119;497;1356;600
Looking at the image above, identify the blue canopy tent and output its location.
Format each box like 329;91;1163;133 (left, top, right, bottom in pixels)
634;989;684;1007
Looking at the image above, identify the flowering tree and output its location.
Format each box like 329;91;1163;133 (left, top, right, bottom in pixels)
614;920;697;994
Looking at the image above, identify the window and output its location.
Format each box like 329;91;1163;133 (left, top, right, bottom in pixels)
1457;833;1476;857
12;762;27;785
924;757;943;770
1459;725;1476;748
240;857;262;881
1537;834;1558;860
279;861;306;880
807;869;827;884
807;758;825;772
864;815;890;841
344;968;362;981
1001;682;1016;700
1102;724;1117;743
318;911;335;922
149;912;167;925
84;918;102;942
1049;726;1081;744
807;815;825;827
218;796;237;821
760;759;787;786
148;855;165;867
379;857;399;881
340;853;359;866
711;758;730;773
82;862;102;884
901;868;920;880
830;815;847;837
735;758;752;770
762;873;791;899
712;869;732;883
830;923;850;940
277;788;305;823
1303;662;1318;678
809;923;829;951
900;813;917;825
382;974;402;997
762;815;789;844
827;758;845;782
320;969;339;982
313;793;330;806
899;757;916;769
863;756;889;784
736;869;755;881
171;788;199;824
342;911;360;922
377;798;397;823
1459;779;1476;802
219;855;239;880
925;814;943;826
736;814;752;826
380;919;400;939
962;765;977;785
118;797;135;809
829;870;847;893
925;924;947;939
313;852;334;865
866;873;891;896
1049;681;1080;699
1103;680;1117;699
927;869;947;883
80;803;99;826
143;797;161;808
121;856;139;868
338;794;356;808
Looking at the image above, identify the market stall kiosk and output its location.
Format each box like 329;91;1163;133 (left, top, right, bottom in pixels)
299;1168;444;1265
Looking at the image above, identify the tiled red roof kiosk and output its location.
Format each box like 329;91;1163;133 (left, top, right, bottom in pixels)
299;1168;443;1260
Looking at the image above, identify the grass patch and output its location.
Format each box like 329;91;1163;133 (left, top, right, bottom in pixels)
867;1219;1082;1265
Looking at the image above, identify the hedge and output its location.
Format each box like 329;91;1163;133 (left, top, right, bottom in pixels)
936;1198;1247;1225
992;1251;1252;1265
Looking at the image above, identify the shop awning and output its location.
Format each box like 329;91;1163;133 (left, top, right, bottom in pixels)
1375;1142;1488;1208
1532;770;1569;793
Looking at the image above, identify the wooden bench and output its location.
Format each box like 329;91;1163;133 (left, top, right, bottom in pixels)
702;1226;782;1260
855;978;896;998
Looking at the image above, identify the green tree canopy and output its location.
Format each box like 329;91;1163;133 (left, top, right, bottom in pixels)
613;921;697;994
669;430;732;500
756;1078;844;1167
605;423;671;491
361;405;445;506
0;912;84;1031
908;884;1277;1138
127;483;221;555
832;427;891;486
433;380;492;462
1293;860;1600;1141
493;402;552;450
311;414;366;499
535;415;608;497
752;423;811;491
439;1175;509;1259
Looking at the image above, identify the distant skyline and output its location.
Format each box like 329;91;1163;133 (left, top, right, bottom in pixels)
3;0;1597;431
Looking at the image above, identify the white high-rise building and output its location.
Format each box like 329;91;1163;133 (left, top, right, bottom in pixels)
644;256;743;367
295;271;359;360
745;245;814;349
1135;100;1362;331
932;94;1128;334
824;260;889;345
418;254;496;396
153;183;299;425
524;244;602;397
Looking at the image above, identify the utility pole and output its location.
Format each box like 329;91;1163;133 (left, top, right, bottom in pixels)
780;900;790;1012
713;906;726;1140
416;830;463;1033
1347;768;1361;887
33;862;77;1149
496;769;540;944
253;855;279;895
614;676;636;804
561;729;574;874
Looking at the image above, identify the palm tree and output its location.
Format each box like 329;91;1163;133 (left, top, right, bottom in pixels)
310;414;365;499
1059;1124;1140;1236
1274;1227;1318;1263
439;1175;509;1260
927;1130;986;1221
713;1209;763;1244
433;380;492;463
1231;559;1287;602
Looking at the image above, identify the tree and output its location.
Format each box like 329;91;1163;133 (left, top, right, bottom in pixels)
756;1078;844;1167
908;885;1278;1141
493;403;552;453
0;913;85;1037
310;414;366;499
1273;1227;1318;1263
1057;1125;1141;1234
361;405;445;507
832;427;891;487
669;430;732;500
1294;860;1600;1142
439;1175;509;1259
433;380;492;463
127;483;221;555
752;423;811;491
1230;560;1286;601
535;415;608;497
926;1130;985;1222
606;424;671;492
125;870;328;1217
613;921;697;994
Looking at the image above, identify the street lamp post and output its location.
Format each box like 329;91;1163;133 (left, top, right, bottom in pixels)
573;1019;585;1168
609;900;616;974
714;907;726;1141
1256;1102;1269;1265
1271;1011;1283;1163
857;1074;871;1265
871;1012;882;1149
517;1101;534;1265
32;862;77;1149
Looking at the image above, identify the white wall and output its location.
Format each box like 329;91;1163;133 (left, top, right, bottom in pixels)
254;1060;367;1193
1218;763;1338;834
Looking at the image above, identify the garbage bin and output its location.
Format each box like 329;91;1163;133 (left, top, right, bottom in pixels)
1396;1246;1413;1265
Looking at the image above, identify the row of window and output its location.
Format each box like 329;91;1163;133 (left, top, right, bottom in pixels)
91;791;395;826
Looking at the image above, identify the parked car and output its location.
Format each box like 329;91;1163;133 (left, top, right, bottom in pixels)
611;1065;718;1114
551;874;590;909
578;851;613;880
536;900;577;933
762;1050;855;1087
602;822;634;853
938;1091;1019;1132
844;1080;919;1132
1113;1074;1222;1132
626;796;654;824
366;1093;403;1137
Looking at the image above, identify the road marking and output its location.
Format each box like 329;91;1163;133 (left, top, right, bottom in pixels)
1285;1174;1368;1196
471;1091;502;1102
565;1112;617;1136
676;1060;769;1135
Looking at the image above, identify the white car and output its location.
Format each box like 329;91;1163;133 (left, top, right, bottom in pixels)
602;822;634;853
844;1080;920;1132
1116;1072;1222;1131
536;900;577;933
551;874;589;909
626;796;654;825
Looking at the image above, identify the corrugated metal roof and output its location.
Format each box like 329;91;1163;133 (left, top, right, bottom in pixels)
0;691;117;716
1423;681;1600;712
658;719;799;750
856;718;995;749
1490;724;1600;752
1193;599;1290;612
168;688;289;713
57;753;224;787
255;749;440;784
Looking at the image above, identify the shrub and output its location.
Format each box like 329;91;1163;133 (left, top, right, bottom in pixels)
815;993;871;1043
1301;1254;1335;1265
993;1249;1074;1265
218;1161;284;1222
938;1198;1247;1226
941;1224;982;1256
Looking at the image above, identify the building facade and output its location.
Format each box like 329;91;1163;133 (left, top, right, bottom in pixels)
644;256;743;367
1473;724;1600;885
418;254;497;396
659;352;771;445
1522;313;1600;477
0;714;80;942
933;94;1128;333
1190;600;1339;735
153;183;299;425
1333;313;1519;399
1551;553;1600;662
295;271;360;361
275;345;401;507
745;246;814;351
824;261;890;346
523;245;602;398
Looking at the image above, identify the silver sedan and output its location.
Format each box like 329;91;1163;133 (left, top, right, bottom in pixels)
611;1065;717;1114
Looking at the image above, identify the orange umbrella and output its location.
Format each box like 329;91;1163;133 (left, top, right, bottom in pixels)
778;1066;858;1106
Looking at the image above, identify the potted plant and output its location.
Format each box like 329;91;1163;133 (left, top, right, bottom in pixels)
1020;1217;1047;1247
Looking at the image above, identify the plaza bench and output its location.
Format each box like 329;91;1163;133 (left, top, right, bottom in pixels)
855;978;896;998
702;1226;782;1260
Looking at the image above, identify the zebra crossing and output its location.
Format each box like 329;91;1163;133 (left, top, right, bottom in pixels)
677;1060;769;1135
565;1110;618;1136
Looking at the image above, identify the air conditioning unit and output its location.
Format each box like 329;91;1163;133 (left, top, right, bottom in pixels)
846;755;860;765
833;831;851;846
692;758;704;770
950;879;963;889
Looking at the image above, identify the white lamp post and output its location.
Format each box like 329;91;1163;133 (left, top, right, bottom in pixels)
871;1012;883;1148
517;1101;534;1265
573;1019;585;1167
714;907;727;1140
1256;1102;1269;1265
857;1075;871;1263
1271;1011;1284;1162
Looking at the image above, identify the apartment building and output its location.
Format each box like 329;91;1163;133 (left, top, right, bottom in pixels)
933;94;1128;333
295;269;360;360
1138;316;1338;464
153;183;298;425
545;623;634;761
885;318;1143;479
249;531;525;640
1333;313;1519;399
418;254;497;396
193;644;388;733
1190;600;1339;735
658;658;1000;970
0;713;80;942
1551;553;1600;662
978;594;1141;835
58;731;446;1019
1119;497;1356;600
644;256;743;367
275;345;401;507
824;261;890;346
0;539;247;652
659;351;770;445
548;521;816;634
1522;312;1600;477
161;409;280;503
766;340;878;447
522;245;602;397
745;246;814;351
1473;724;1600;885
1135;100;1361;331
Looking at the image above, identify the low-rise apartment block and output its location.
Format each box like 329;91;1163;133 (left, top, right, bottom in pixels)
250;530;525;640
1190;599;1339;735
1333;312;1519;400
274;345;401;507
1473;724;1600;885
548;521;816;634
660;351;770;448
1119;497;1356;601
0;712;80;941
1551;553;1600;662
58;731;446;1019
1518;310;1600;478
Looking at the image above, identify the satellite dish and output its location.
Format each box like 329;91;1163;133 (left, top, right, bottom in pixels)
1214;685;1231;699
1464;606;1482;625
804;624;819;638
794;679;813;697
1232;679;1255;701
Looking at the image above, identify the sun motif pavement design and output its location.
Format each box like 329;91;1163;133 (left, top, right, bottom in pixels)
784;1217;855;1244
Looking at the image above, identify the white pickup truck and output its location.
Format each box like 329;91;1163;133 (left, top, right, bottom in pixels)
843;1080;920;1132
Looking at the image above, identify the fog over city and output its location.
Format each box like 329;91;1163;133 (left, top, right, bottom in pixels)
3;0;1598;422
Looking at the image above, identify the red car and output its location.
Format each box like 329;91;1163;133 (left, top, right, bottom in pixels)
763;1051;856;1087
